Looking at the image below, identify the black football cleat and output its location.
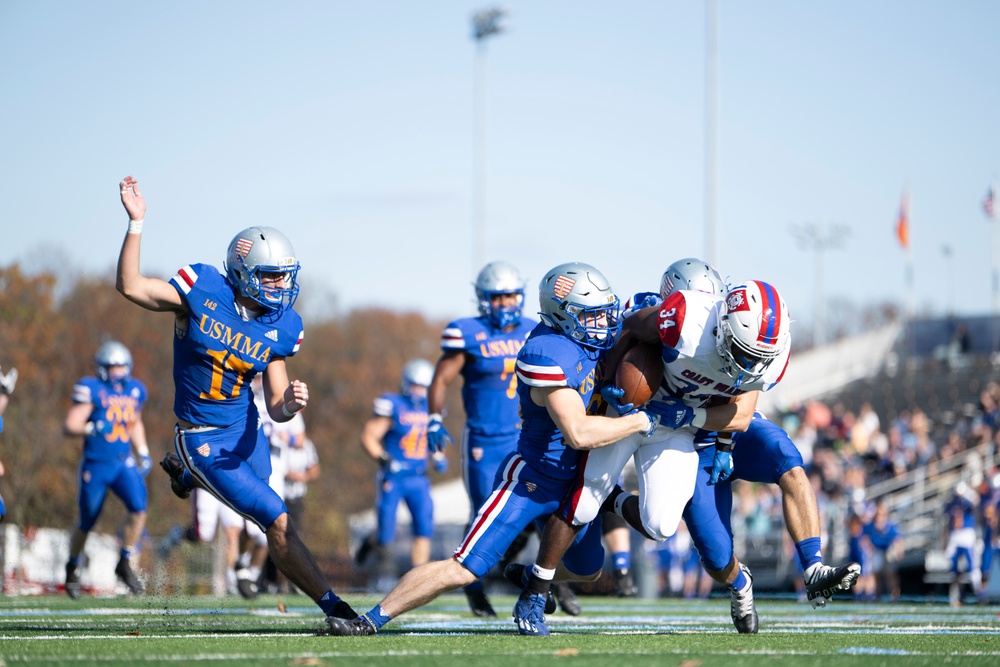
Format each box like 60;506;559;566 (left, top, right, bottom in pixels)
65;562;81;600
805;562;861;608
551;582;581;616
464;585;497;617
613;568;638;597
160;452;193;499
323;614;377;636
235;568;259;600
730;564;759;634
329;599;359;620
115;557;144;595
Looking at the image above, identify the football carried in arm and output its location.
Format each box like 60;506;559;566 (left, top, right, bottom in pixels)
614;342;664;408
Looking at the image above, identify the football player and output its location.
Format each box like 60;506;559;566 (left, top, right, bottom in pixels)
324;262;660;637
359;359;446;584
63;341;151;598
0;364;17;522
115;175;356;622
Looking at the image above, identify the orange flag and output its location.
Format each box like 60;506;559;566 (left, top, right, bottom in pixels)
896;192;909;249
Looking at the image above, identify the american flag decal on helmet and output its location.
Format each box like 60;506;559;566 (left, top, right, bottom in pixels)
553;275;576;299
235;238;254;258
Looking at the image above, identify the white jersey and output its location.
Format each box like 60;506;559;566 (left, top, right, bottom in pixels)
654;290;789;407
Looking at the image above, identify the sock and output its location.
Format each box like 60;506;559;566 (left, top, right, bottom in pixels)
796;537;823;573
68;555;81;568
317;590;345;616
527;564;555;596
119;548;133;561
465;578;484;592
613;551;631;571
613;491;629;517
366;604;392;630
731;568;751;593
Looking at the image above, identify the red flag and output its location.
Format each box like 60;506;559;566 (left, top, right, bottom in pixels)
984;185;996;220
896;192;909;249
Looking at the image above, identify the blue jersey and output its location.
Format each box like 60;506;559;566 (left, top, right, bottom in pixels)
514;323;602;481
945;495;976;530
440;315;536;437
374;392;429;475
71;376;147;462
169;263;303;427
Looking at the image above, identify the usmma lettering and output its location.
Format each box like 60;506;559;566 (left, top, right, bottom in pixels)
478;339;525;358
197;314;272;363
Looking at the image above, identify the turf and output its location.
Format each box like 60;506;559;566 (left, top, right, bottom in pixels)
0;593;998;666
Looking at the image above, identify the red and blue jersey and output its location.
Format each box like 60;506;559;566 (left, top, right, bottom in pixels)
374;393;429;476
514;323;603;481
169;263;303;427
72;376;147;462
440;315;536;437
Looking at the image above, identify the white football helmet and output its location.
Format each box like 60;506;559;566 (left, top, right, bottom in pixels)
95;340;133;383
659;257;727;298
715;281;790;387
224;226;301;319
400;358;434;396
475;261;525;330
538;262;621;350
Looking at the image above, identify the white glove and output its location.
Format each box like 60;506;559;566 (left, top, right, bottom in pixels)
0;367;18;395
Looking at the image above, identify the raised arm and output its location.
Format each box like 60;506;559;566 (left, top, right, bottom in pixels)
115;176;185;313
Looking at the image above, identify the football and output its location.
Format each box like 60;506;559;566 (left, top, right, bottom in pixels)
614;342;664;408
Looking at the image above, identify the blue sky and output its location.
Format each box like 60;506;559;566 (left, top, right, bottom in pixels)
2;1;998;339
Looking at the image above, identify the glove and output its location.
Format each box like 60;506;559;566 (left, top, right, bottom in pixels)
708;449;734;485
427;414;453;453
637;410;660;437
432;452;449;474
87;419;115;437
0;367;17;395
634;293;661;310
600;384;634;415
137;454;153;478
643;397;695;430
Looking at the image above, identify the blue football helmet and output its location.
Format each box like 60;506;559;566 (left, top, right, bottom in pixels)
538;262;621;350
224;226;301;320
659;257;727;299
400;358;434;397
95;341;132;383
475;261;525;330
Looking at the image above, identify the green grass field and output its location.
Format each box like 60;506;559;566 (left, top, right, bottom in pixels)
0;593;998;666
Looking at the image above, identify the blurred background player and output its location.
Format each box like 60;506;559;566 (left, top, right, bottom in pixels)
358;359;446;589
863;500;903;601
425;261;543;616
0;364;17;522
62;341;151;598
115;175;355;622
944;481;980;606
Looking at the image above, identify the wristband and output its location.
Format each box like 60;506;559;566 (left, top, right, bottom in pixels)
128;218;144;234
379;451;392;465
716;436;734;452
428;413;443;422
691;407;707;429
84;422;95;435
281;403;297;418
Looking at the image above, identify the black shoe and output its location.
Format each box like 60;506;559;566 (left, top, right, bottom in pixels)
354;535;375;566
115;557;144;594
65;562;81;600
160;453;193;500
613;568;638;597
330;600;358;620
730;565;759;634
464;585;497;618
551;582;581;616
502;563;556;614
323;614;377;636
236;568;258;600
805;562;861;609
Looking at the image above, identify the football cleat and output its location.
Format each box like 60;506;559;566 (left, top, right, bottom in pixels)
730;564;759;634
115;557;144;595
323;614;377;636
551;582;581;616
613;568;638;598
513;591;550;636
65;562;81;600
464;585;497;618
160;453;193;499
805;562;861;608
236;568;259;600
329;599;359;620
502;563;556;614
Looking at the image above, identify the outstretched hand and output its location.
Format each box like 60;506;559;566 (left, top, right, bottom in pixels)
120;175;146;221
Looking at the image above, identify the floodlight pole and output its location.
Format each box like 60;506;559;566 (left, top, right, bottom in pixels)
704;0;719;266
472;8;506;278
793;223;849;348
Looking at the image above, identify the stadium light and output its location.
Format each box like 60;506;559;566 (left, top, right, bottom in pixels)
471;7;508;278
792;222;850;348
